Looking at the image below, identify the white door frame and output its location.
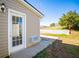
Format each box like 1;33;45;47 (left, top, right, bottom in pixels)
8;9;26;55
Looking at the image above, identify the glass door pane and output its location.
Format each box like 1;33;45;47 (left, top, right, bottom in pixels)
12;16;22;47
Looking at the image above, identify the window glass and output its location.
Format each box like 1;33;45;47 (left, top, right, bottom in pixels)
12;16;22;47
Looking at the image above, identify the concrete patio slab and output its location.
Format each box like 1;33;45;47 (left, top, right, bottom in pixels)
40;35;59;39
10;38;56;58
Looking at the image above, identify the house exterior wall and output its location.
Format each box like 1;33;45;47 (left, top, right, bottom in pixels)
0;0;41;57
0;10;8;57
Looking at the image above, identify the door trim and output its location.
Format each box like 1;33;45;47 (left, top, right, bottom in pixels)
8;9;26;55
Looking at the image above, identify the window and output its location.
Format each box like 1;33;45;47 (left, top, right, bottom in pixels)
12;16;22;47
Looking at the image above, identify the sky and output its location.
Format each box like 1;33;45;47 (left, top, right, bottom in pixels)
27;0;79;26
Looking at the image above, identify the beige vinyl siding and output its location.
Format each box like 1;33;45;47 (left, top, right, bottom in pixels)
0;12;8;57
26;14;40;47
0;0;41;57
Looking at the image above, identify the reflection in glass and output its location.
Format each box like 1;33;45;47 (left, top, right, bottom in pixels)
12;16;22;47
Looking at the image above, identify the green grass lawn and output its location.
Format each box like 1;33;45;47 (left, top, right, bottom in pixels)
64;46;79;57
42;33;68;38
34;31;79;58
42;30;79;40
42;26;65;30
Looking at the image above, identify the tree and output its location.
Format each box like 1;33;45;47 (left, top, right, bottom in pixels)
59;11;79;34
50;23;55;27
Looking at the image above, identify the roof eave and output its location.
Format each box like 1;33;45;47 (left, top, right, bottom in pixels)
18;0;44;18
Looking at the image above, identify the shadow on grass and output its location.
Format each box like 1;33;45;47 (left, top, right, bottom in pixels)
33;38;79;58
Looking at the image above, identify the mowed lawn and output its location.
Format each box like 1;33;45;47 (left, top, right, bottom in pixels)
34;30;79;58
42;30;79;45
41;26;63;30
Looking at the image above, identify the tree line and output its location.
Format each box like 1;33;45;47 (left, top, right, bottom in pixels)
59;11;79;34
50;11;79;34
